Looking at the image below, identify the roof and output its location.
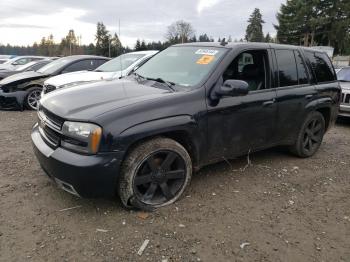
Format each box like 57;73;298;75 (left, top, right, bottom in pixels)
128;50;159;55
58;55;110;61
174;42;327;52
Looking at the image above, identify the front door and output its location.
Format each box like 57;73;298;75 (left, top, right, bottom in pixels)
206;49;277;161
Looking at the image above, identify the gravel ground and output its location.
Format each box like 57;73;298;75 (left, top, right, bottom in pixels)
0;111;349;262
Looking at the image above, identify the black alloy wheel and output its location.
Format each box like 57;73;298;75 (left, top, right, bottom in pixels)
290;111;325;158
302;118;323;153
119;137;192;209
133;150;186;205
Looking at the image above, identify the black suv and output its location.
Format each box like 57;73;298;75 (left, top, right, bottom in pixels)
32;43;340;209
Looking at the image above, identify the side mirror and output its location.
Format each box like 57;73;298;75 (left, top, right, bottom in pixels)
212;80;249;100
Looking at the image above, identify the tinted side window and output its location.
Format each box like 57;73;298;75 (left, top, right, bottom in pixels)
31;61;50;71
94;59;107;68
304;51;335;83
222;50;269;91
275;50;298;87
63;60;97;73
294;51;308;85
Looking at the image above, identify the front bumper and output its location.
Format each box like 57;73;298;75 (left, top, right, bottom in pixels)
0;89;27;110
31;123;124;198
339;104;350;117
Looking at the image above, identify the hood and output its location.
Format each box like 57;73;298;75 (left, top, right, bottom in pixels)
0;71;48;87
40;78;172;120
45;70;118;88
0;64;14;71
340;81;350;90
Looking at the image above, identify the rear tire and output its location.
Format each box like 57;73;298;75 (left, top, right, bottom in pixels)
289;111;325;158
118;137;192;210
25;86;42;110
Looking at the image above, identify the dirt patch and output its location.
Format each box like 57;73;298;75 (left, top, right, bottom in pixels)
0;111;349;262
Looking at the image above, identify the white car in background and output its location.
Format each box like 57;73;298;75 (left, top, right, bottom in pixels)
42;50;158;95
0;56;46;70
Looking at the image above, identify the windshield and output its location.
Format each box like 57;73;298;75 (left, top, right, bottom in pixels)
96;53;145;72
135;46;226;87
337;68;350;82
15;61;37;71
3;57;17;65
37;58;71;74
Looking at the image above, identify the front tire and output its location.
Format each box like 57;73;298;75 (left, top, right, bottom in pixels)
289;111;325;158
25;86;42;110
118;137;192;210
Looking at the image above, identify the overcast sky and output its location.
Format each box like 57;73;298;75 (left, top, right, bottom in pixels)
0;0;285;48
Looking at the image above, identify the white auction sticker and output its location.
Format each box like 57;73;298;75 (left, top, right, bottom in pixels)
195;49;219;56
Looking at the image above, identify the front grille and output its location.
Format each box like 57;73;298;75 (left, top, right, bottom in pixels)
43;84;56;94
38;106;64;148
39;124;60;147
341;92;350;105
39;106;64;130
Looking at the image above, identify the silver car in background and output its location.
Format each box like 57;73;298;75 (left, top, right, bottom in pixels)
337;66;350;117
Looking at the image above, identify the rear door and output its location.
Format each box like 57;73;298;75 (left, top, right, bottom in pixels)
274;48;317;143
303;51;339;124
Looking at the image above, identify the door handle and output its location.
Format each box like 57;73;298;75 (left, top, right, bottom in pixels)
305;94;314;100
262;99;275;107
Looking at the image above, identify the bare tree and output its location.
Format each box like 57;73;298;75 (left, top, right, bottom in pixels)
165;20;195;44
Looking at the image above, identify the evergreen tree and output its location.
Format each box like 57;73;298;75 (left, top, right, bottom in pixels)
110;33;123;57
198;33;210;42
275;0;350;54
95;22;110;56
190;35;197;42
220;37;227;45
245;8;265;42
264;33;272;43
140;40;147;50
135;39;141;50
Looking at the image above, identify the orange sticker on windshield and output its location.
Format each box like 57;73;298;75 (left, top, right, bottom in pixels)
196;55;214;65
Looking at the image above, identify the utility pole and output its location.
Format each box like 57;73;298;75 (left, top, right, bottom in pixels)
108;38;111;58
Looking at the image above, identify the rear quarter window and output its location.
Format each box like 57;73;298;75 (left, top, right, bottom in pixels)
304;51;336;83
275;49;298;87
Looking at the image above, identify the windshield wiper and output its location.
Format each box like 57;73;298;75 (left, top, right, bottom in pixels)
145;77;176;92
132;72;146;81
339;79;350;82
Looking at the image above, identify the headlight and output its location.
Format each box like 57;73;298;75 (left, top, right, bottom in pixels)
61;121;102;154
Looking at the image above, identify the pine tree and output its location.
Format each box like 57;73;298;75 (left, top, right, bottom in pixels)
275;0;350;54
140;40;147;50
198;34;210;42
95;22;110;56
220;38;227;45
264;33;271;43
110;33;123;57
135;39;141;50
245;8;265;42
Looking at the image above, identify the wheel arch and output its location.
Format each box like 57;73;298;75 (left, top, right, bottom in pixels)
118;116;201;170
315;106;331;131
23;83;43;90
